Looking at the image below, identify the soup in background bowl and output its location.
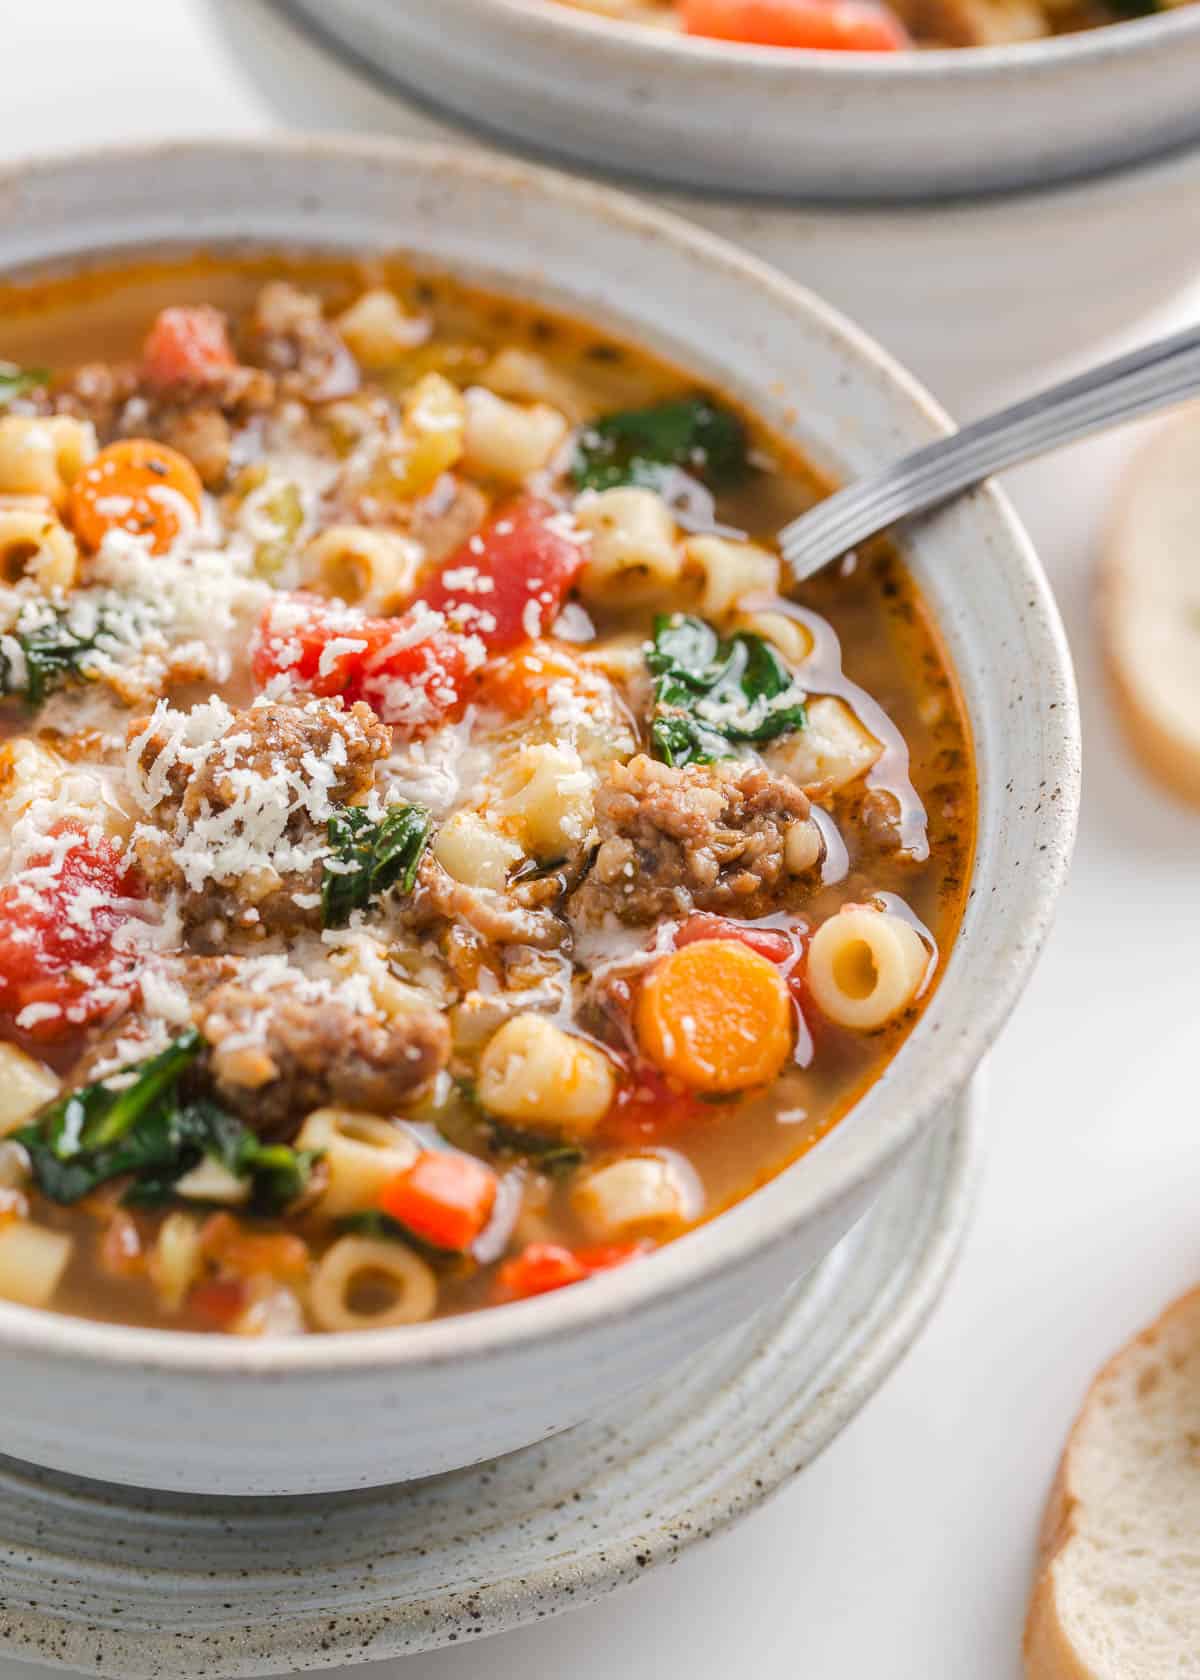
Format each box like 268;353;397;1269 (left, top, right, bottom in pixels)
0;140;1076;1494
301;0;1200;201
552;0;1194;50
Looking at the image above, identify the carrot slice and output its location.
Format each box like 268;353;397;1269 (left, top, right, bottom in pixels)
636;938;793;1094
379;1151;498;1253
479;640;587;716
680;0;909;49
69;438;204;556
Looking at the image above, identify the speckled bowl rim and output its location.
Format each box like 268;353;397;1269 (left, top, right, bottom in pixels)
0;135;1079;1380
439;0;1200;79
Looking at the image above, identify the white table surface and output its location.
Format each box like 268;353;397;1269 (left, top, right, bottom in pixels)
3;5;1199;1676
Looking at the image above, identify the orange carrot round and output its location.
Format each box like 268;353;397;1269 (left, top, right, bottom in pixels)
636;938;793;1094
69;438;203;556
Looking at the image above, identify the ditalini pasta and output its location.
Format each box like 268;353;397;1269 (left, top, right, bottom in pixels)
0;253;973;1332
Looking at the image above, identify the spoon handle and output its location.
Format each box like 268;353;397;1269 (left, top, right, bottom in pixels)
781;321;1200;582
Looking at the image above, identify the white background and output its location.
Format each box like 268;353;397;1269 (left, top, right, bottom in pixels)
2;5;1199;1676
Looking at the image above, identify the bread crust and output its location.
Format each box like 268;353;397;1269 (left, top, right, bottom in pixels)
1102;633;1200;809
1022;1287;1200;1680
1101;408;1200;809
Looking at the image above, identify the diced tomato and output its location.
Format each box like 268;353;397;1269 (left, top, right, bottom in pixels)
601;1063;708;1145
251;593;474;734
674;911;794;965
419;496;587;655
379;1151;498;1253
355;619;474;733
142;306;237;389
188;1277;249;1331
680;0;909;49
494;1239;643;1302
495;1242;588;1300
0;825;142;1040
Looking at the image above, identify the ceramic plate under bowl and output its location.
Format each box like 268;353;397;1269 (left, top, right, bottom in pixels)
0;1086;978;1677
283;0;1200;202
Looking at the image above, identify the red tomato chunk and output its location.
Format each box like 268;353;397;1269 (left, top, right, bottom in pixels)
418;496;588;654
674;911;810;1012
252;594;474;734
602;1063;706;1145
495;1240;643;1302
0;826;142;1039
142;305;236;389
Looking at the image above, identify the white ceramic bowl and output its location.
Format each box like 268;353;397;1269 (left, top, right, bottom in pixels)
0;137;1079;1496
287;0;1200;202
255;2;1200;406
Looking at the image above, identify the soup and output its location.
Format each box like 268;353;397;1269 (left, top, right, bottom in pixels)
553;0;1190;50
0;255;973;1335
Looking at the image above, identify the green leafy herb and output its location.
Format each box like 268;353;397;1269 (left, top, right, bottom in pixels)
487;1122;584;1178
0;604;131;709
645;613;807;769
321;802;432;929
571;395;748;494
31;1031;204;1162
0;363;48;409
339;1209;408;1242
16;1031;318;1214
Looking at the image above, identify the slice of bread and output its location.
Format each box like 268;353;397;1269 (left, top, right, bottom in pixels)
1024;1288;1200;1679
1103;406;1200;806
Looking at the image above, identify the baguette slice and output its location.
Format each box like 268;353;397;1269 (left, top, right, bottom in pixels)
1024;1288;1200;1680
1103;406;1200;806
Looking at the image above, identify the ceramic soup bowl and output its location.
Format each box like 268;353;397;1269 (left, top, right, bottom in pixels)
288;0;1200;202
0;138;1078;1495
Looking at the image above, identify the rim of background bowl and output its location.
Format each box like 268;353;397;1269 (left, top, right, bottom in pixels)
482;0;1200;74
0;135;1078;1378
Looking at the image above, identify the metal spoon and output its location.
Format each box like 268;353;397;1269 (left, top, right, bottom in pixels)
780;321;1200;583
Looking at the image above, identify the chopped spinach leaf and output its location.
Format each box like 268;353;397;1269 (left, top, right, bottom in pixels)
16;1031;318;1214
321;802;431;929
571;395;748;495
488;1122;584;1177
31;1030;204;1164
0;604;132;710
240;1141;322;1214
338;1209;414;1244
0;363;48;409
650;712;733;770
645;613;807;768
